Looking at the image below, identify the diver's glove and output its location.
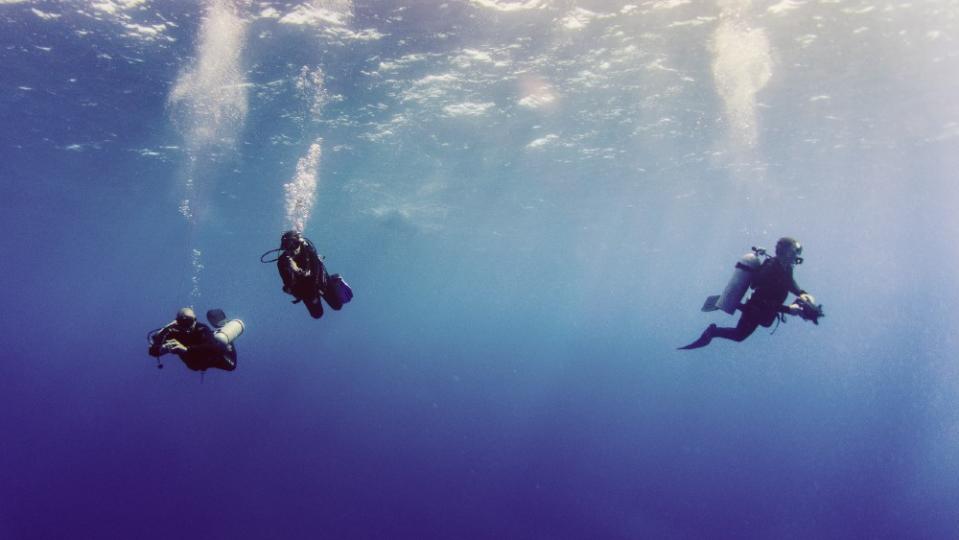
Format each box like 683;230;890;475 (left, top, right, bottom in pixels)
162;339;188;353
792;294;824;324
788;293;815;315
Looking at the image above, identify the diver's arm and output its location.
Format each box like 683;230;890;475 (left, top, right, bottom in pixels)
291;258;310;276
292;243;315;277
161;328;222;358
282;250;311;277
790;275;812;304
148;324;175;356
162;339;187;353
785;293;815;316
788;269;806;297
182;341;224;356
295;239;321;279
278;255;298;291
149;341;165;357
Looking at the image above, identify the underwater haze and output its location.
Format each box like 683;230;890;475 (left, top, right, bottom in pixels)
2;0;958;538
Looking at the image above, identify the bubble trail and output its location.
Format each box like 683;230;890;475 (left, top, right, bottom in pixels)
284;140;323;233
166;0;248;296
711;0;772;151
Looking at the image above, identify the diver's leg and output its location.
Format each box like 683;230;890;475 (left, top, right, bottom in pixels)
175;342;235;371
711;314;759;342
279;259;296;296
305;294;324;319
290;280;319;316
213;348;237;371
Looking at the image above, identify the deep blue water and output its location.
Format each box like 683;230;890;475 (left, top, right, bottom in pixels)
2;1;958;538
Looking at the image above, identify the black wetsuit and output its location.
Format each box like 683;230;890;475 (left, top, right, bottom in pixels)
712;257;805;342
149;322;236;371
277;239;342;318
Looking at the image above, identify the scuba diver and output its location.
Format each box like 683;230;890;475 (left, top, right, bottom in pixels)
679;237;824;350
147;307;244;371
260;230;353;319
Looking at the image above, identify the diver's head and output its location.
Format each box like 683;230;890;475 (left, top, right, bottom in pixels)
176;307;196;330
775;237;803;265
280;230;301;251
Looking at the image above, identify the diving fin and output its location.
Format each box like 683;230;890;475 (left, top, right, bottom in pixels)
206;309;227;328
701;295;721;312
678;324;717;350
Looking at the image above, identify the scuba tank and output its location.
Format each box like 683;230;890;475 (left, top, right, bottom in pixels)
207;310;241;371
716;250;762;314
702;247;765;314
213;318;245;347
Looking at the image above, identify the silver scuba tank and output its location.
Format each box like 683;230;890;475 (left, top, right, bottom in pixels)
213;319;245;347
715;251;762;314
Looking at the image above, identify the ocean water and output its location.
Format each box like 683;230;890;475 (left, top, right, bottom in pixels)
1;1;958;538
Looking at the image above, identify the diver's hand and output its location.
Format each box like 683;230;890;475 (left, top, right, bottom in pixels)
798;293;814;304
787;304;801;316
162;339;187;353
